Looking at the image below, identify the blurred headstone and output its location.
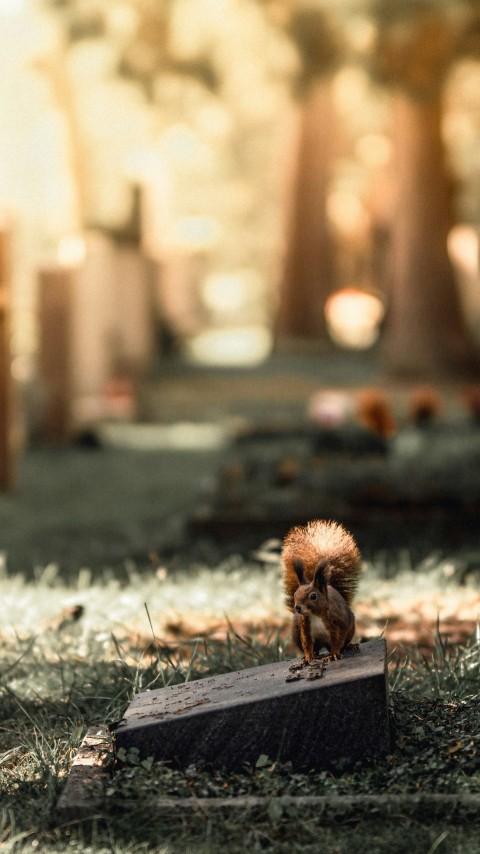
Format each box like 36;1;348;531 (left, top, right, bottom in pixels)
37;262;74;442
71;233;155;426
70;232;116;426
115;245;156;379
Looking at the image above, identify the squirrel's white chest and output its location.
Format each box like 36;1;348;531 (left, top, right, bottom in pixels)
310;614;330;641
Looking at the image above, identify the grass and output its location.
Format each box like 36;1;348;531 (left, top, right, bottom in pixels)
1;554;480;853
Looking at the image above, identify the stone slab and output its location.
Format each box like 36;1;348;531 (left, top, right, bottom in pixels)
55;727;480;823
55;726;113;822
115;638;390;771
56;715;480;823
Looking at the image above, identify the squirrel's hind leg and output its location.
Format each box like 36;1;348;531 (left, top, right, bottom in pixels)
340;620;359;654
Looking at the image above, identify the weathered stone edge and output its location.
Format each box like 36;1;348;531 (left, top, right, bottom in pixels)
55;726;114;822
55;726;480;823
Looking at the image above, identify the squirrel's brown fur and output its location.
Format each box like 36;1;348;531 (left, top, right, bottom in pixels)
282;519;362;661
283;519;361;610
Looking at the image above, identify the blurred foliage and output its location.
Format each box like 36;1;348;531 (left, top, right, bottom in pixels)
42;0;480;106
372;0;480;98
287;6;343;91
42;0;217;99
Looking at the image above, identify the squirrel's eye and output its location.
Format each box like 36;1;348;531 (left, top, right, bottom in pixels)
309;592;317;601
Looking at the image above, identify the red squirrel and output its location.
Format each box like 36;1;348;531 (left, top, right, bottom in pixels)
282;519;362;662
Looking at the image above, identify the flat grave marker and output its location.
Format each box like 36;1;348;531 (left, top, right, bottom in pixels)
115;638;390;772
56;722;480;824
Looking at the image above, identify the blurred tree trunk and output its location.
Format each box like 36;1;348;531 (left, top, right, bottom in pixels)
275;6;341;343
373;4;480;377
276;78;337;340
383;92;479;376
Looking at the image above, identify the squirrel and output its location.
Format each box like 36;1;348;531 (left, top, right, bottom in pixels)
282;519;362;662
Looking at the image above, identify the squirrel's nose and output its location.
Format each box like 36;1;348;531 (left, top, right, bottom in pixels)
294;604;302;614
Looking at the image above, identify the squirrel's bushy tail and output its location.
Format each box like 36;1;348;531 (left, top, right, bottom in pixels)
282;519;361;612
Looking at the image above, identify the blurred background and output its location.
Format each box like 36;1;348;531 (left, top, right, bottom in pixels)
0;0;479;671
0;0;480;556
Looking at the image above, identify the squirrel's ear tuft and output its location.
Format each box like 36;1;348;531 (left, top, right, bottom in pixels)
313;559;329;594
292;558;306;585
